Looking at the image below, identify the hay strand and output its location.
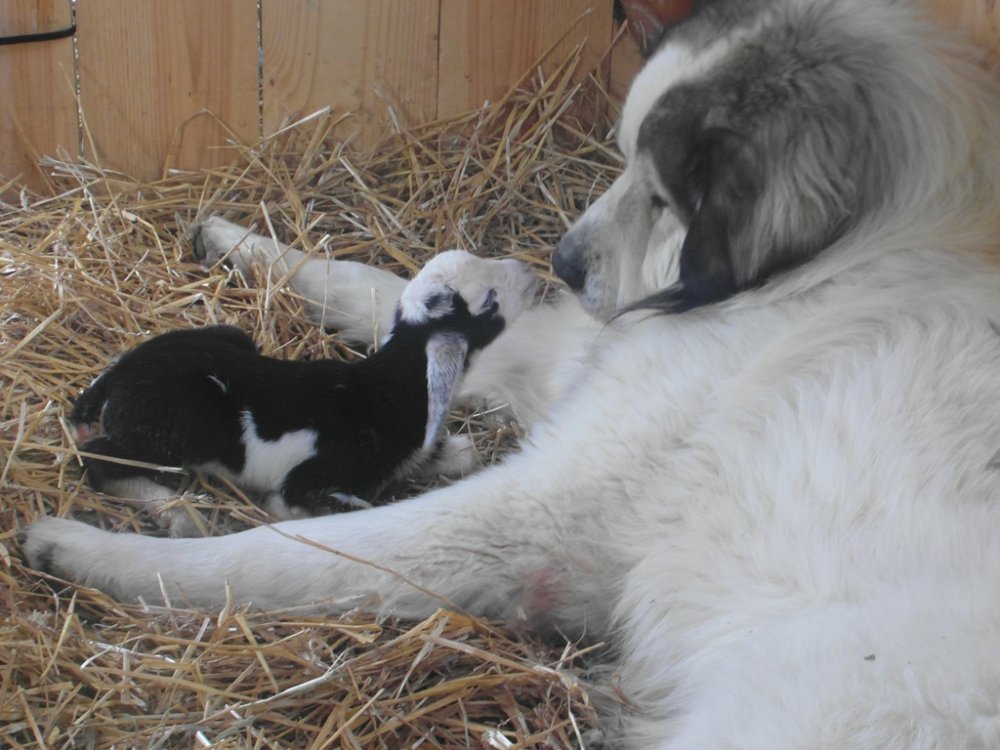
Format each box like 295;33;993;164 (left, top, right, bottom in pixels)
1;50;621;749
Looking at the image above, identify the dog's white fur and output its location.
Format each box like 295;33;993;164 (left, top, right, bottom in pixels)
22;1;1000;746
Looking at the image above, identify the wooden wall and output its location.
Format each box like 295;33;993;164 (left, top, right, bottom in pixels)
929;0;1000;56
0;0;78;195
1;0;997;195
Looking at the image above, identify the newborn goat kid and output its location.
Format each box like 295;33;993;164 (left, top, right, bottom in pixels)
70;250;536;531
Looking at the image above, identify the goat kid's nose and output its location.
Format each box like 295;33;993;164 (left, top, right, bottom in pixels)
552;235;588;291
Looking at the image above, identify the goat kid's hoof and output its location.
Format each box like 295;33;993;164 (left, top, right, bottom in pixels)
432;435;481;478
189;216;251;268
145;499;206;538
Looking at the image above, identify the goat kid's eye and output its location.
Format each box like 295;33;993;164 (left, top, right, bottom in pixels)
481;288;497;312
651;194;669;213
424;292;446;310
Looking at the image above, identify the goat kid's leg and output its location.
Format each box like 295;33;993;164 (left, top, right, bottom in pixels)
21;456;621;634
102;480;206;538
79;437;204;537
190;216;405;346
415;435;480;479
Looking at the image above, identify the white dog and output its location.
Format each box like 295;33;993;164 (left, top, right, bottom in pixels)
23;0;1000;746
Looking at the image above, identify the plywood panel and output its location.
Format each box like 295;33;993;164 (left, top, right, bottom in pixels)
609;32;643;106
262;0;440;147
437;0;614;119
77;0;259;181
927;0;1000;58
0;0;78;194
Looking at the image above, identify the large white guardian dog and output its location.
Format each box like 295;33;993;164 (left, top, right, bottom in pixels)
23;0;1000;746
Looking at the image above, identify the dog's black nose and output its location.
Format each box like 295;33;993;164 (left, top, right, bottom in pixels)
552;240;587;291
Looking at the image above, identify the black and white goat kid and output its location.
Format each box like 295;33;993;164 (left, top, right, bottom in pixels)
70;250;536;534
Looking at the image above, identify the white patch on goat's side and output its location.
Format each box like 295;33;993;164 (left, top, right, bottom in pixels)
238;411;317;491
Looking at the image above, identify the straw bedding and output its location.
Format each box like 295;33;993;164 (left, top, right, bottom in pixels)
0;53;622;749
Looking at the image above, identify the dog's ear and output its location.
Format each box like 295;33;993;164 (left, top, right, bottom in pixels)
619;0;699;54
423;331;469;452
636;128;761;313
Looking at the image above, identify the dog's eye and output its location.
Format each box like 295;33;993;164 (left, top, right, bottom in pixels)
651;195;669;212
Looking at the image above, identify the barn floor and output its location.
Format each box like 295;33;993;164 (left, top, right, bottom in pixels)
0;59;620;749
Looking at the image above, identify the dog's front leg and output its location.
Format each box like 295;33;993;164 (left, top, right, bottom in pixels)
21;455;625;635
191;216;406;346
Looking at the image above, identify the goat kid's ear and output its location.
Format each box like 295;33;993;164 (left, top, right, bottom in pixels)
423;331;470;451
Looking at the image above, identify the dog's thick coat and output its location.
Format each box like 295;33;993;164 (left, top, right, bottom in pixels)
23;1;1000;746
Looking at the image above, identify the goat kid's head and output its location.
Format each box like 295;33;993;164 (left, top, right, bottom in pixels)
397;249;537;345
397;249;538;450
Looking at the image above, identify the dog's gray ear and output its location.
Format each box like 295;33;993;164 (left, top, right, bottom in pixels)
620;0;699;54
638;129;759;313
678;129;758;309
423;331;469;451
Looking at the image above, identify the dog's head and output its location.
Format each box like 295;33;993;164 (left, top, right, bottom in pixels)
554;1;909;318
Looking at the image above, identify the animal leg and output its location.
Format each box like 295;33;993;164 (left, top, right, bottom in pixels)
22;453;626;634
415;435;480;479
190;216;406;345
257;485;372;521
78;436;203;537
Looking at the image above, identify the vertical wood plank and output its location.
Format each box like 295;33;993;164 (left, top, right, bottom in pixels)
926;0;1000;58
437;0;614;120
609;32;643;106
0;0;78;194
262;0;440;148
76;0;259;181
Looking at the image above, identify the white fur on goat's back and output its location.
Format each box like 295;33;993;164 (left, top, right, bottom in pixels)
230;412;317;493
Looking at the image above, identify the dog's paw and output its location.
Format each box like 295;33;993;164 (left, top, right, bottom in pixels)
188;216;257;270
20;517;100;579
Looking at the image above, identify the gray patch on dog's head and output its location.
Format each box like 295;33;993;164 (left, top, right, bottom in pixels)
631;2;906;313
